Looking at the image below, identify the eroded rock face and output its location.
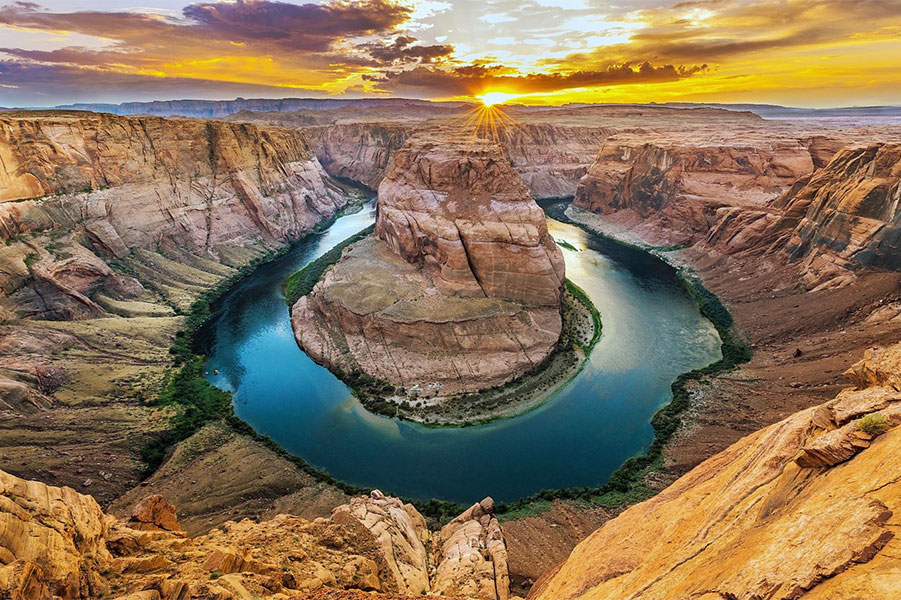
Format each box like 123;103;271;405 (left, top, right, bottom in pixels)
305;124;412;190
529;342;901;600
431;498;510;600
293;136;564;397
375;136;564;305
0;469;112;599
331;490;431;595
778;144;901;284
303;121;607;199
0;111;347;319
0;469;509;600
573;138;815;246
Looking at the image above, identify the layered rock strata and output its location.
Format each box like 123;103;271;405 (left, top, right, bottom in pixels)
292;136;565;397
0;472;509;600
0;111;347;320
572;137;817;246
0;110;350;504
529;342;901;600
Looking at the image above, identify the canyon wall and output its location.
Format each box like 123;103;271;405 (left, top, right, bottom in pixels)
0;110;351;504
297;121;607;199
0;468;510;600
292;135;565;397
529;342;901;600
0;111;347;320
572;136;817;246
304;124;412;190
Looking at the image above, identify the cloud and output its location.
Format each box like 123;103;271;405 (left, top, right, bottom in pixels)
0;0;898;105
365;61;707;96
0;60;327;105
365;35;454;64
181;0;413;52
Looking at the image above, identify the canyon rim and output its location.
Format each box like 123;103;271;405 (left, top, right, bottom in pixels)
2;0;901;598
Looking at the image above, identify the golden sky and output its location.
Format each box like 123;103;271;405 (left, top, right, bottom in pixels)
0;0;899;106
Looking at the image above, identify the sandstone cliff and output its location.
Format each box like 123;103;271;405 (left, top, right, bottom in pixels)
529;342;901;600
236;115;607;199
0;110;351;504
0;470;510;600
572;136;816;246
292;135;565;397
0;111;347;320
305;124;412;190
777;143;901;284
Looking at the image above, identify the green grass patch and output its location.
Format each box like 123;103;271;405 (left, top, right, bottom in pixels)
565;279;601;351
556;238;579;251
284;224;374;306
857;412;890;436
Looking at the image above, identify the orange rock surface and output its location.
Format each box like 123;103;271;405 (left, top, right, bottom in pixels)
529;342;901;600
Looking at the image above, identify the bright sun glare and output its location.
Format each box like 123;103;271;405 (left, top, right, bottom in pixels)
479;91;519;106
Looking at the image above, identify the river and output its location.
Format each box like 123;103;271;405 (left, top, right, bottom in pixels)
196;200;721;503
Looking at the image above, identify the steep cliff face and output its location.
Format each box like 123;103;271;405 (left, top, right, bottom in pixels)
293;135;564;397
300;121;607;199
572;138;815;245
497;124;609;199
0;470;509;600
529;342;901;600
0;111;347;320
701;143;901;288
305;123;412;190
779;144;901;282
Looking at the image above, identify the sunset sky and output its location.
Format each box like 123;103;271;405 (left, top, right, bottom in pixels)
0;0;899;107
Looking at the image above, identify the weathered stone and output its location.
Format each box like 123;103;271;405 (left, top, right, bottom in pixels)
529;342;901;600
292;135;564;397
129;495;182;532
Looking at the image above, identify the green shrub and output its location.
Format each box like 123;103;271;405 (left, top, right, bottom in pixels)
857;412;891;436
284;225;374;306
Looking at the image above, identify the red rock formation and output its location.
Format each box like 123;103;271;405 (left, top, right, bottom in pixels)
293;135;564;397
0;111;348;319
529;342;901;600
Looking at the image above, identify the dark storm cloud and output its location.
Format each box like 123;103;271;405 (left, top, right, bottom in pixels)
365;36;455;65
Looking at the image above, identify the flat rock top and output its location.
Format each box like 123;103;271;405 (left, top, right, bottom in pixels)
321;236;521;323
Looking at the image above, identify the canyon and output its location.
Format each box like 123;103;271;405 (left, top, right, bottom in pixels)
291;134;565;400
1;101;901;599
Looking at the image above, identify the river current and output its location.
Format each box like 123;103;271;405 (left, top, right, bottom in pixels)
196;201;721;503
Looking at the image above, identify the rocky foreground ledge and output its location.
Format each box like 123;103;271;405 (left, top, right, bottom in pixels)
0;471;510;600
292;135;565;400
530;341;901;600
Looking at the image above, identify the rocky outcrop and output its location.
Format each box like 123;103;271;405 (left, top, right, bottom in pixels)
573;138;815;246
292;135;564;397
0;110;347;320
0;468;508;600
777;144;901;283
431;498;510;600
529;342;901;600
331;490;431;595
305;123;412;190
0;469;112;599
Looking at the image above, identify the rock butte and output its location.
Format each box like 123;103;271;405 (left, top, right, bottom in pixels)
292;135;565;397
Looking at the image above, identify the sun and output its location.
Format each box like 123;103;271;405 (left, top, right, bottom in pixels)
479;91;519;106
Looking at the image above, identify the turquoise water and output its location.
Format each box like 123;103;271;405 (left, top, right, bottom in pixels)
197;201;721;503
